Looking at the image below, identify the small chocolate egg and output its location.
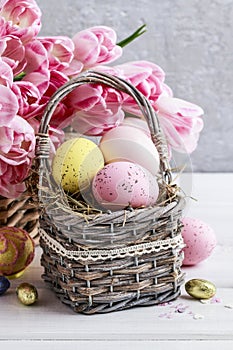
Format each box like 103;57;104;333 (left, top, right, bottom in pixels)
185;279;216;300
0;276;10;295
181;217;217;266
16;282;38;305
52;137;104;193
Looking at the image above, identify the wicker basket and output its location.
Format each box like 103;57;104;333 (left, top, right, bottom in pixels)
0;191;39;242
35;71;185;314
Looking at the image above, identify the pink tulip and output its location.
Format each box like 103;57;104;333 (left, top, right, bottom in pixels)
0;181;27;198
11;80;41;119
29;117;65;156
0;115;35;198
0;18;27;75
67;79;124;135
0;83;19;125
1;36;26;75
0;0;41;43
38;36;82;75
155;95;204;153
114;60;168;114
0;54;21;73
72;26;122;68
31;70;75;129
0;58;13;86
22;39;50;95
11;70;71;124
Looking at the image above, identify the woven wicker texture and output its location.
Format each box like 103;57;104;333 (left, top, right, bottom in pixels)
0;193;39;241
36;70;185;314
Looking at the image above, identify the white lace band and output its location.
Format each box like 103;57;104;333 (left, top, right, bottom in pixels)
39;228;185;262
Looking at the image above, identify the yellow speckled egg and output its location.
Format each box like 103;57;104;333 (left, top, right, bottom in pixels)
52;137;104;193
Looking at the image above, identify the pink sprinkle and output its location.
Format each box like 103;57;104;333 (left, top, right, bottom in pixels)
167;314;173;319
211;297;222;304
170;304;180;309
159;302;173;306
159;312;174;319
157;302;195;319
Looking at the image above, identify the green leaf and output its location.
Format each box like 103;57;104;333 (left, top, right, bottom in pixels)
117;24;147;48
14;72;26;81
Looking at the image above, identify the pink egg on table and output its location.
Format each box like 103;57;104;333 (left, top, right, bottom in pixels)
99;125;160;176
181;217;217;266
92;161;159;211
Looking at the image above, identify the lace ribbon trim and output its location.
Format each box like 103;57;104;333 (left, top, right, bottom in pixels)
39;228;185;262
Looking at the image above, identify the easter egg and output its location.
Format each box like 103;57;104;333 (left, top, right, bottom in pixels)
122;117;151;136
185;279;216;300
99;125;160;176
181;217;217;266
92;161;159;211
16;282;38;305
52;137;104;193
0;227;35;277
144;168;160;206
0;276;10;295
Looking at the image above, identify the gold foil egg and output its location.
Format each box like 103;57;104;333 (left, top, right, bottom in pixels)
185;278;216;300
16;282;38;305
52;137;104;193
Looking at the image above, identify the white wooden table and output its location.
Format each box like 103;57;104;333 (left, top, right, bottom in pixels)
1;173;233;349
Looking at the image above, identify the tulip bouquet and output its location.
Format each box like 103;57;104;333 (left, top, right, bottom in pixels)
0;0;204;200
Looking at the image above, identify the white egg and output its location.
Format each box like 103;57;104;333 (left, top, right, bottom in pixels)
100;125;160;175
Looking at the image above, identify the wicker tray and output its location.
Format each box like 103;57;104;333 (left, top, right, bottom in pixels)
35;70;185;314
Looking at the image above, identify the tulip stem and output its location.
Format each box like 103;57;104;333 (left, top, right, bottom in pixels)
117;24;147;48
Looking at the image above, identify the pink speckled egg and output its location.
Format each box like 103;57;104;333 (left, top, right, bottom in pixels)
181;217;217;266
99;125;160;176
92;161;159;211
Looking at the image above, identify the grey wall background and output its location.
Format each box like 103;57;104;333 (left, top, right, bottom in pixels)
37;0;233;172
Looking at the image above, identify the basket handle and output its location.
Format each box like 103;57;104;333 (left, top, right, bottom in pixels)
36;70;172;183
